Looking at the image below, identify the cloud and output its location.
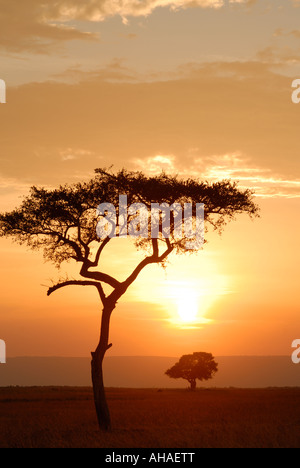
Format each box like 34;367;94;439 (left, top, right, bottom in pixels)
44;0;227;23
0;0;259;53
257;45;300;65
0;0;98;54
0;59;299;208
256;27;300;66
52;59;141;84
133;152;300;198
133;154;177;173
0;175;34;211
46;0;264;22
198;153;300;198
59;148;95;162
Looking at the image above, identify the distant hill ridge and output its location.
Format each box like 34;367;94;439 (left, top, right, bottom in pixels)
0;356;299;388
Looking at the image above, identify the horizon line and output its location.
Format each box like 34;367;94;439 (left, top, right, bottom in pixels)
4;354;292;359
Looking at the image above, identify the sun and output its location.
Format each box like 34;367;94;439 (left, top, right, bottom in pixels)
177;289;199;323
166;283;213;328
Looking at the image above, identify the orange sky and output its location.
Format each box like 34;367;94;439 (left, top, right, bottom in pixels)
0;0;300;358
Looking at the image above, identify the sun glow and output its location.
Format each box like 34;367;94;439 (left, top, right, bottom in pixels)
176;288;199;323
122;250;229;329
168;284;212;328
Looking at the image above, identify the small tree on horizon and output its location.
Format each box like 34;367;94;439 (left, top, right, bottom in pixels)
0;168;259;431
165;352;218;390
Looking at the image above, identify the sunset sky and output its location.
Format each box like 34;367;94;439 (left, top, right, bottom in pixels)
0;0;300;359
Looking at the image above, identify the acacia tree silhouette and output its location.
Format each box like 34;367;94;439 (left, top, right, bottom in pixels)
0;168;259;431
166;352;218;390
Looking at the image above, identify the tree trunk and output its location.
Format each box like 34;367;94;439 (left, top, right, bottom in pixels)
91;351;111;431
91;304;114;431
190;379;196;391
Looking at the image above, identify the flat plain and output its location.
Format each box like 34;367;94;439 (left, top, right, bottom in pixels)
1;386;300;448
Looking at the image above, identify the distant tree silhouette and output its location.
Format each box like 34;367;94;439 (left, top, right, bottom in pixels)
165;352;218;390
0;168;259;431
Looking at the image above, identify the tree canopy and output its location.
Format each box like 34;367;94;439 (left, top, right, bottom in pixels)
0;168;259;271
165;352;218;390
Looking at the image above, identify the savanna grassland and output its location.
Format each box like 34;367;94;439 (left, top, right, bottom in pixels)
0;386;300;448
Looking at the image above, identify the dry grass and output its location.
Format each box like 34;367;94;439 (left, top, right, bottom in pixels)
1;386;300;448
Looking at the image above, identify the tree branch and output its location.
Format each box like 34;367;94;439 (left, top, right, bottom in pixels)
55;232;84;261
91;237;111;267
122;240;174;291
80;263;121;290
152;238;159;258
47;280;106;303
77;224;90;259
